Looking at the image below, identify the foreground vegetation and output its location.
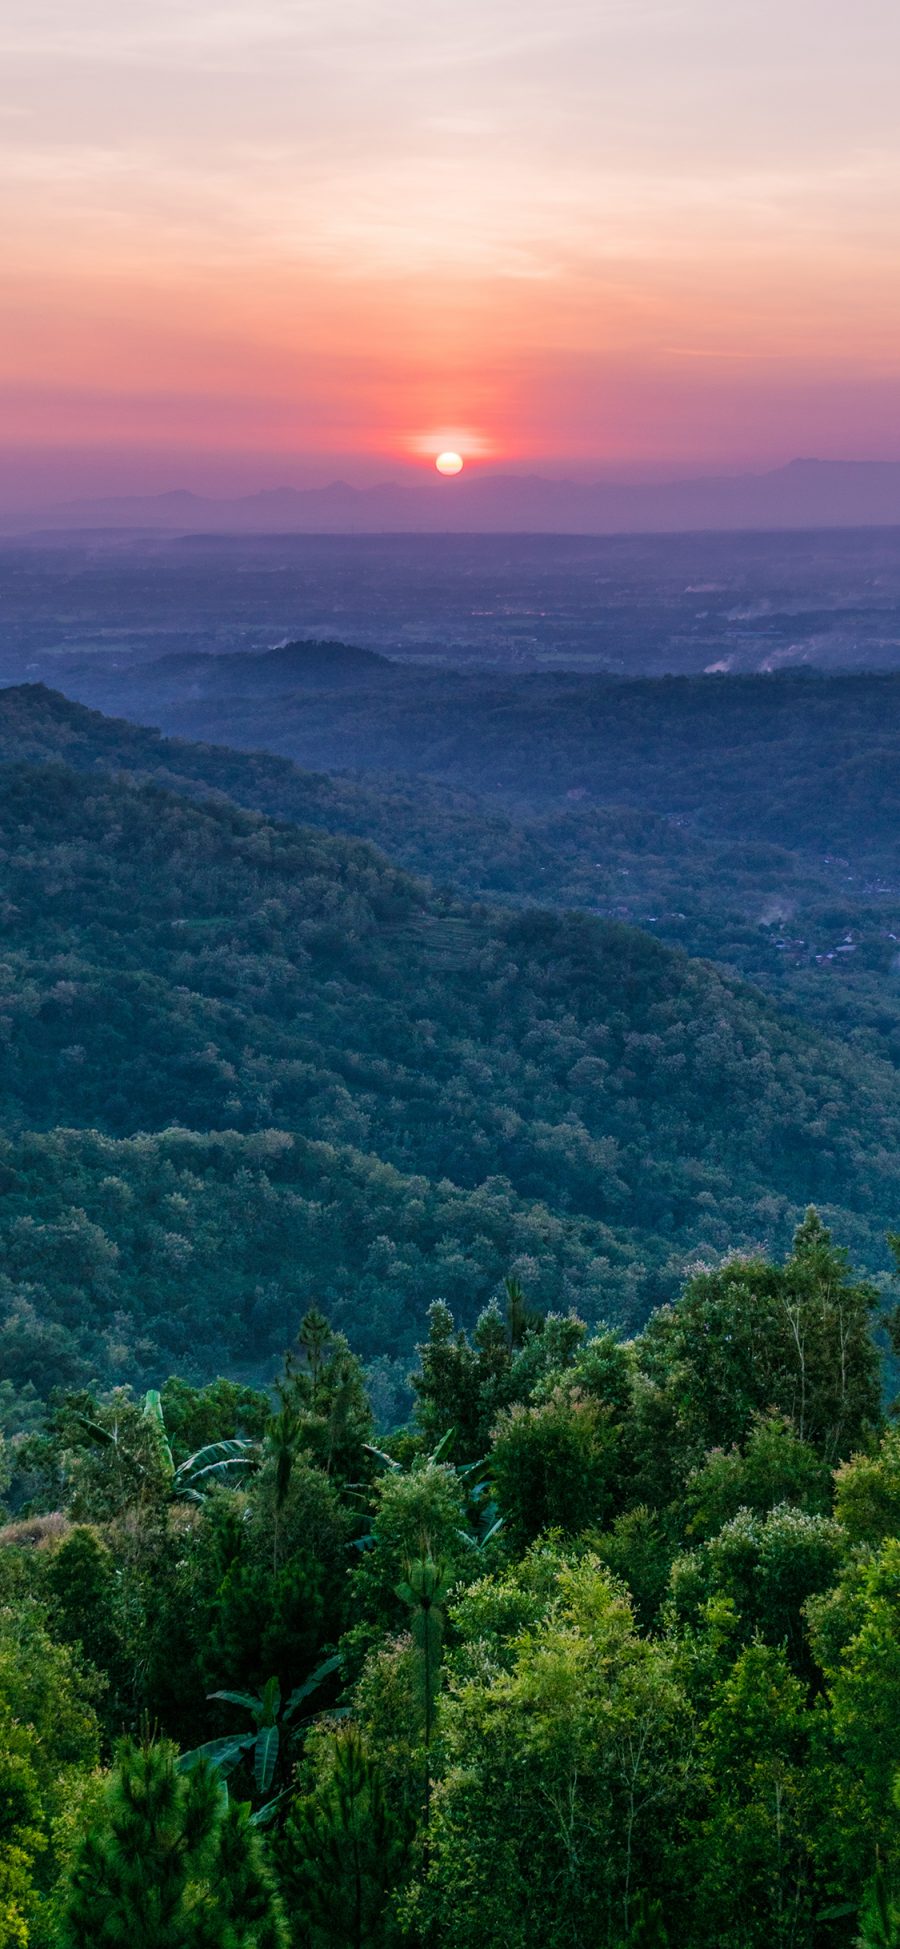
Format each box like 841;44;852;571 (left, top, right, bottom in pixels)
2;1217;900;1946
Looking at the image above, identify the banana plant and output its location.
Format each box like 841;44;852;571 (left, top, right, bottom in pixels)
144;1388;259;1501
363;1425;457;1474
361;1426;503;1553
177;1654;342;1797
74;1389;258;1505
456;1476;504;1553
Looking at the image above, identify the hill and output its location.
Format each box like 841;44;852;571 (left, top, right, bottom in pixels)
13;457;900;534
0;750;898;1393
9;676;899;1065
143;638;396;696
51;659;900;857
134;667;900;854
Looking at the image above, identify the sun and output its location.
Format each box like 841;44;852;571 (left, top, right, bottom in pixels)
435;450;464;475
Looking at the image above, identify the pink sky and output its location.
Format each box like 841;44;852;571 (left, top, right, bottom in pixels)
2;0;900;504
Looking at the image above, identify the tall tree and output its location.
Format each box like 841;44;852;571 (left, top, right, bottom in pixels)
280;1723;400;1949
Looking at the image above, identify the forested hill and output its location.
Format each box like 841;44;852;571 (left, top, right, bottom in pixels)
0;751;899;1396
3;683;900;1067
58;659;900;856
142;637;397;694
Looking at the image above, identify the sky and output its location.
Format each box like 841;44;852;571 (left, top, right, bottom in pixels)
2;0;900;503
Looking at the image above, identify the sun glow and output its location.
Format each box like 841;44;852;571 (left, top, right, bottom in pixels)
435;450;464;475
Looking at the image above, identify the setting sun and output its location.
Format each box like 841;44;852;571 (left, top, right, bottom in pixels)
435;451;464;476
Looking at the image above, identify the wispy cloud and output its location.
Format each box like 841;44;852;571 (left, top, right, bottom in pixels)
1;0;900;482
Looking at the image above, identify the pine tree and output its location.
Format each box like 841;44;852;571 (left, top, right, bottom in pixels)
282;1724;399;1949
61;1737;287;1949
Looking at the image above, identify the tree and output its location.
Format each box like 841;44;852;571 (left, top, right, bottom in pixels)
202;1453;352;1695
395;1558;449;1846
594;1506;673;1632
640;1216;882;1471
265;1404;302;1576
61;1738;287;1949
691;1643;824;1948
278;1311;372;1483
668;1505;845;1674
834;1430;900;1548
280;1722;401;1949
420;1555;693;1948
412;1295;572;1462
490;1386;622;1548
44;1526;128;1719
857;1859;900;1949
684;1414;831;1541
626;1891;670;1946
811;1539;900;1882
348;1460;470;1663
0;1702;44;1949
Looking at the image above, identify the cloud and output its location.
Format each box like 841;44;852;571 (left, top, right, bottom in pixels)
1;0;900;478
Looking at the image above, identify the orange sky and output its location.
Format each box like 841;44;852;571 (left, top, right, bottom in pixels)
3;1;900;501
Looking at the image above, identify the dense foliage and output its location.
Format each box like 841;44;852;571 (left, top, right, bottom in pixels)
1;1221;900;1947
0;729;897;1397
3;596;900;1949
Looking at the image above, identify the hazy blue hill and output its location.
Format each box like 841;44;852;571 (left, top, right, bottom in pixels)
146;668;900;851
16;457;900;534
2;683;900;1068
142;637;397;696
57;659;899;859
0;747;898;1391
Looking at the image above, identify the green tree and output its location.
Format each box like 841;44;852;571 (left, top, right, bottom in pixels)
61;1738;287;1949
0;1703;44;1949
594;1506;673;1631
668;1505;845;1674
279;1311;372;1483
857;1859;900;1949
420;1555;693;1948
692;1642;824;1948
412;1296;576;1462
834;1430;900;1548
202;1455;351;1695
810;1539;900;1882
490;1386;622;1548
395;1558;449;1845
280;1722;401;1949
43;1527;128;1723
640;1215;882;1471
348;1460;469;1663
684;1414;831;1541
626;1891;670;1946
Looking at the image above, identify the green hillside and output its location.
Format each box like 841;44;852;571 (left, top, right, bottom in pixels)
1;682;898;1064
0;745;897;1395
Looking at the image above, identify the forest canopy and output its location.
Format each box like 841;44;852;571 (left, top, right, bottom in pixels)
0;732;897;1397
1;1219;899;1948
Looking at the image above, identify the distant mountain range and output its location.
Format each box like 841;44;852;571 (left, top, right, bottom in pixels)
9;457;900;536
